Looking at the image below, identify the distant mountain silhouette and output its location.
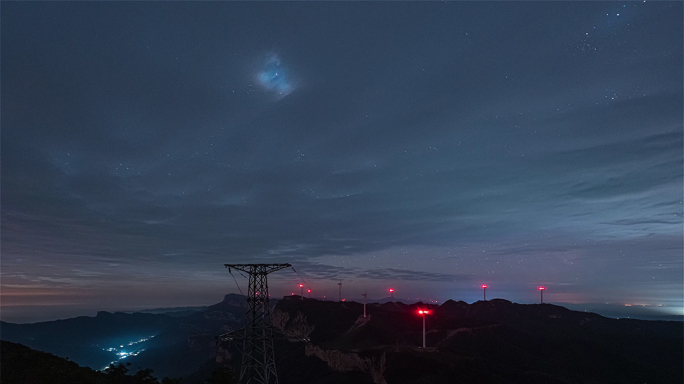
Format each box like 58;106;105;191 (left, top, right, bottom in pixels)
4;294;682;383
135;306;208;317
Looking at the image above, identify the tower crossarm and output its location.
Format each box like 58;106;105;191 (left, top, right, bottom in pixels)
225;264;292;275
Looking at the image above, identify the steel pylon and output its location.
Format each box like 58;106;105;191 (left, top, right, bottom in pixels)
219;264;291;384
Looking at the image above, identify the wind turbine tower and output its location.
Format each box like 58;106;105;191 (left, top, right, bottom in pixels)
362;293;367;317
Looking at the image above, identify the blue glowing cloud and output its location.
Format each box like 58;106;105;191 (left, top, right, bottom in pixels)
257;54;293;96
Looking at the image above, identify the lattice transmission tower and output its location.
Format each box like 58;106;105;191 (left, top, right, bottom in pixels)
218;264;291;384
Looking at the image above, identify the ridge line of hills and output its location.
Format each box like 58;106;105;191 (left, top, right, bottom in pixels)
2;294;682;383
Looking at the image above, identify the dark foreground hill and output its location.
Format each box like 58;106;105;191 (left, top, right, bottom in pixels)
251;297;683;384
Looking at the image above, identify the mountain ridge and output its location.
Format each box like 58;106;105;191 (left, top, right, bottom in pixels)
3;294;682;383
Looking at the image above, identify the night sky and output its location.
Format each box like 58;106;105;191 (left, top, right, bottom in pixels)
2;2;682;323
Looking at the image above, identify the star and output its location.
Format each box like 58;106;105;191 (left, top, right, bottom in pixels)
257;54;294;97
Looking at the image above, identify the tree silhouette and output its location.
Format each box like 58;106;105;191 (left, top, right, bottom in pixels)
105;362;130;377
206;368;237;384
133;368;159;384
160;378;183;384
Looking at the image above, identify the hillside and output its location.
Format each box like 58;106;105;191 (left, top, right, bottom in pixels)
0;294;254;377
1;311;182;370
261;297;683;384
0;340;237;384
4;295;681;384
1;340;141;384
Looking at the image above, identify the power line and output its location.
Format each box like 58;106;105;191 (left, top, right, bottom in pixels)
290;266;317;297
229;268;246;299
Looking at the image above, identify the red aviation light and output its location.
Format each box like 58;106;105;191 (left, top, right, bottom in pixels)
418;310;431;315
481;284;488;289
538;286;546;290
307;289;311;293
389;288;395;292
299;284;304;288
